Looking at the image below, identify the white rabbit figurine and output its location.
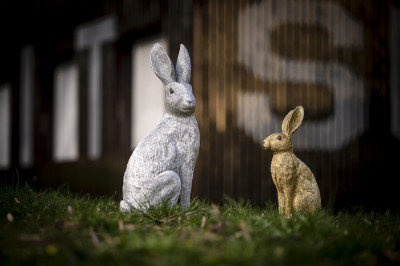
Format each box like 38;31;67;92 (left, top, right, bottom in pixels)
263;106;321;218
120;43;200;211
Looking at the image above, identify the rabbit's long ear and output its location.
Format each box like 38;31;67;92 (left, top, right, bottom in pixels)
282;106;304;136
176;44;191;83
150;43;176;85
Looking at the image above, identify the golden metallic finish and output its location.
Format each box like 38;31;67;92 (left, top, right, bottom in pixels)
264;106;321;218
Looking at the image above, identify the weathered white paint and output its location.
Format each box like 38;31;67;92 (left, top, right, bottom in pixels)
53;63;79;162
75;16;117;159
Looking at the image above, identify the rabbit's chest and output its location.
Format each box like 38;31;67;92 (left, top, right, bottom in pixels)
271;155;298;187
175;123;200;161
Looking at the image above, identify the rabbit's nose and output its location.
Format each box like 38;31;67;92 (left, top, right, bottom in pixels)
263;140;270;150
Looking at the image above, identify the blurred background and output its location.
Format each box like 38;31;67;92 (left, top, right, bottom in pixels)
0;0;399;211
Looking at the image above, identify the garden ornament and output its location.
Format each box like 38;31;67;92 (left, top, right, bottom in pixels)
263;106;321;218
120;43;200;212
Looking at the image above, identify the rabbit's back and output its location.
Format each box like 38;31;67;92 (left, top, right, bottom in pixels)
294;159;321;211
296;160;319;193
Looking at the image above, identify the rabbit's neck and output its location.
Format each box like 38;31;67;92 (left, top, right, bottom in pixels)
272;150;293;157
163;113;197;124
166;107;196;118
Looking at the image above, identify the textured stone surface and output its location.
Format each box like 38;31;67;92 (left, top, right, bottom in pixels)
121;43;200;211
263;106;321;218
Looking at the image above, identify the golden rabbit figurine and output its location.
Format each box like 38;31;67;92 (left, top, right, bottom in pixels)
263;106;321;218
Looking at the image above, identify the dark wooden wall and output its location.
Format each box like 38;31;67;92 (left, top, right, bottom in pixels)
1;0;399;210
191;0;399;210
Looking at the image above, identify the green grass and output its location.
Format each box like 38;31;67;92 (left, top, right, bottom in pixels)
1;184;400;265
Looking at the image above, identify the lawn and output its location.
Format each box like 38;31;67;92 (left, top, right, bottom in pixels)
1;183;399;265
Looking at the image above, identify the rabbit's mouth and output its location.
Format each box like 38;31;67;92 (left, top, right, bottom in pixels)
180;106;195;113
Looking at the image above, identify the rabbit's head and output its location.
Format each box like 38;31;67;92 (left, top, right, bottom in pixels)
150;43;196;116
263;106;304;153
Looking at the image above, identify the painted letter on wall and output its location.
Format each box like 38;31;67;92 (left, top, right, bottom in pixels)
237;0;366;151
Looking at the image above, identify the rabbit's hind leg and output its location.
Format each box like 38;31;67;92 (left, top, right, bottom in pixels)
294;192;320;213
139;170;182;208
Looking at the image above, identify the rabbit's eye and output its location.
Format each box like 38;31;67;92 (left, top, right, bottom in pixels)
169;88;174;94
277;136;282;140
